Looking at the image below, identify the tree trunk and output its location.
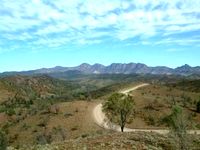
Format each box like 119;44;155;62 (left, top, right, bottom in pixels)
121;126;124;132
120;110;124;132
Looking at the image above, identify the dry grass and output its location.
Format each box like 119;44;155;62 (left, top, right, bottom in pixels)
5;100;104;146
126;84;200;128
9;132;200;150
2;83;200;147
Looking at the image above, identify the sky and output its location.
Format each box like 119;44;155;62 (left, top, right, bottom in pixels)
0;0;200;72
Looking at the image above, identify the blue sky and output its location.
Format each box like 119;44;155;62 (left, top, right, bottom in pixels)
0;0;200;72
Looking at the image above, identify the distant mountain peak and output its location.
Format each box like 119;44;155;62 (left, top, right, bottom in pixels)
54;66;64;69
174;64;195;75
79;63;91;67
93;63;105;67
1;63;200;77
182;64;191;67
176;64;192;69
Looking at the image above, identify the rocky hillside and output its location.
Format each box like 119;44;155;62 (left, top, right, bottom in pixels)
7;132;200;150
168;79;200;93
0;75;79;103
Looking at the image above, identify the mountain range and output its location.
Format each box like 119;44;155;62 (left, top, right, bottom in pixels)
1;63;200;77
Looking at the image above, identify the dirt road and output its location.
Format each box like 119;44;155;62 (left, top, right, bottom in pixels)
93;83;200;134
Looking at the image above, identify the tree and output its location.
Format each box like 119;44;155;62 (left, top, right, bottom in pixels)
0;130;7;150
168;105;191;150
196;99;200;113
103;93;134;132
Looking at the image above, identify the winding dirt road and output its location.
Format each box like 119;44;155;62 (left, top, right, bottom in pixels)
93;83;200;134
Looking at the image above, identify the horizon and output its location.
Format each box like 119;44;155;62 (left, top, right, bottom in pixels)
0;62;198;73
0;0;200;72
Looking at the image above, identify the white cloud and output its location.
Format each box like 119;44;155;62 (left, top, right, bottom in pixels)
0;0;200;49
35;23;69;35
154;38;200;46
164;24;200;36
79;0;121;16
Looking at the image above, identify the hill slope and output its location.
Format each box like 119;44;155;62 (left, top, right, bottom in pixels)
0;75;79;103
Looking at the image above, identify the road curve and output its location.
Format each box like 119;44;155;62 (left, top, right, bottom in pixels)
93;83;200;134
120;83;150;95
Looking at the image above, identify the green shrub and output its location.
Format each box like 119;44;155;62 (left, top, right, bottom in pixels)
6;108;15;116
146;115;156;126
36;133;52;145
81;133;89;138
0;130;7;150
0;106;6;113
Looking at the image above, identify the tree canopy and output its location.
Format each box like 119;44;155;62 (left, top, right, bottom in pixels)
103;93;135;132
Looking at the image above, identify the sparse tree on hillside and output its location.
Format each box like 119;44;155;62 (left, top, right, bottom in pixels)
103;93;134;132
168;96;176;108
169;105;191;150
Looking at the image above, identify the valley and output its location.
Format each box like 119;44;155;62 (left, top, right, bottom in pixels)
0;71;200;149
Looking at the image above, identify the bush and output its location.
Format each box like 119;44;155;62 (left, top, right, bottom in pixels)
52;126;67;141
81;133;89;138
0;130;7;150
6;108;15;116
0;106;6;113
146;115;156;126
36;133;52;145
168;105;191;150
